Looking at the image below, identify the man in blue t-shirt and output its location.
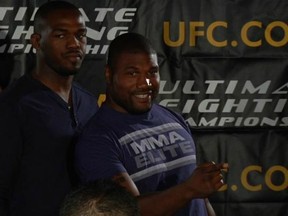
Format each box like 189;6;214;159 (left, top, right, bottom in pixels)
75;32;228;216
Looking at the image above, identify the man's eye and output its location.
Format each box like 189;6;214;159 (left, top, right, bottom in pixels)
56;34;65;39
77;33;87;40
128;71;137;76
130;72;137;76
148;70;158;76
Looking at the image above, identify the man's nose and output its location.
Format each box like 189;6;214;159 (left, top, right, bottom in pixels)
137;76;152;89
67;36;80;48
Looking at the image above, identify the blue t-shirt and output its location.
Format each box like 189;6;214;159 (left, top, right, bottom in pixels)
0;74;98;216
76;103;207;216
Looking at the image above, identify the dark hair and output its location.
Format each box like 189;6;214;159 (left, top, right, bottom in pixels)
60;179;140;216
107;32;156;69
34;1;81;33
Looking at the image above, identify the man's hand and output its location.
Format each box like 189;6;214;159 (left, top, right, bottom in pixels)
184;162;229;198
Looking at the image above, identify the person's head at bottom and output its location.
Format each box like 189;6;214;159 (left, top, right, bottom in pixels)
59;179;140;216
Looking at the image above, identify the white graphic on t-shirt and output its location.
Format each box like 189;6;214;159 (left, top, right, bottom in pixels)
118;123;196;182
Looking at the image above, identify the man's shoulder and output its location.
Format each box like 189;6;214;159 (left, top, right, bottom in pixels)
153;104;190;130
153;104;183;119
0;75;31;103
72;82;97;98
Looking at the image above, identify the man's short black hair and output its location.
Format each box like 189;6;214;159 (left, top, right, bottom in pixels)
107;32;156;69
33;1;81;33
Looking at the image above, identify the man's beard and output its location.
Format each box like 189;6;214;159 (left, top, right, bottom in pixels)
48;62;81;77
46;56;82;77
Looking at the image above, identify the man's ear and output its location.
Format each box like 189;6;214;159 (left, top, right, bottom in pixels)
105;65;112;84
30;33;41;50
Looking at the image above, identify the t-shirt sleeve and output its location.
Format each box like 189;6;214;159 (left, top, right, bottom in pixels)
75;126;126;184
0;103;22;215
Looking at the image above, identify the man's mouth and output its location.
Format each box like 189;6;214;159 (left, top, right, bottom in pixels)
135;94;149;99
134;91;153;99
65;52;83;60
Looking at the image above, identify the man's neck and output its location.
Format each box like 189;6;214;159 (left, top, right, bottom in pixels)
32;70;73;103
